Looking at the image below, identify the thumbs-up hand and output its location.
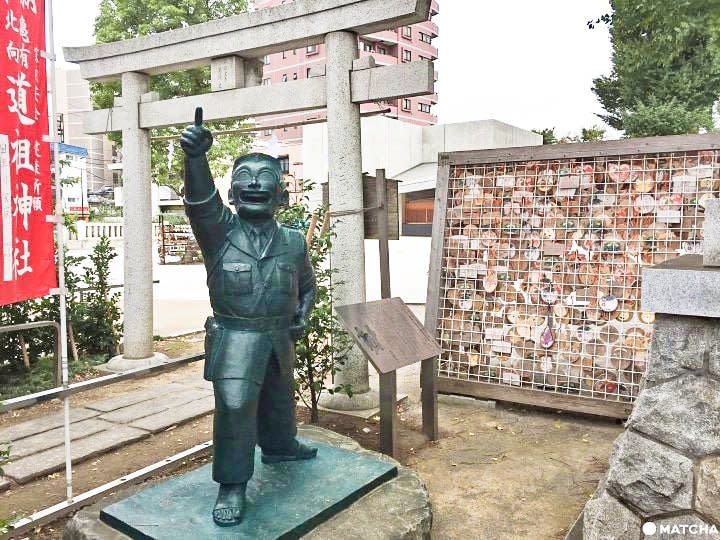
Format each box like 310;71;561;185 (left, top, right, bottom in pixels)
180;107;213;158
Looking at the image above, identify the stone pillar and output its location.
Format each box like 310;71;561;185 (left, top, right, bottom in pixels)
106;72;166;370
581;247;720;537
320;31;378;410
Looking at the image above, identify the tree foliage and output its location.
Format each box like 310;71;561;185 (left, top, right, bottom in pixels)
92;0;253;191
0;241;121;377
276;184;354;423
532;126;606;145
591;0;720;136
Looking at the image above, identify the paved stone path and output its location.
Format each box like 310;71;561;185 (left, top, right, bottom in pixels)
0;381;214;489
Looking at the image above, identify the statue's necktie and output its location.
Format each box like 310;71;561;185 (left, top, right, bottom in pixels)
250;228;266;256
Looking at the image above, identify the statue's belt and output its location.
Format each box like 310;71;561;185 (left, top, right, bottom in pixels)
214;314;294;331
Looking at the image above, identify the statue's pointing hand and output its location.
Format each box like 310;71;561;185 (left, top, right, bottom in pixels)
181;107;213;158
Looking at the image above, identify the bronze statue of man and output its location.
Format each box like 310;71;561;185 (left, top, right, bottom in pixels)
181;108;317;527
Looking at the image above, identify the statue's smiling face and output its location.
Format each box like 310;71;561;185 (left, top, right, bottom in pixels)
230;155;284;219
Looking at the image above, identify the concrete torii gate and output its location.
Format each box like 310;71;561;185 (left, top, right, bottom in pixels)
64;0;434;409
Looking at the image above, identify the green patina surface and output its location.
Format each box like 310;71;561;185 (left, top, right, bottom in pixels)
99;439;397;540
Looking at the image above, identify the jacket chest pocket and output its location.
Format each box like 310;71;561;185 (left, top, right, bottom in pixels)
223;262;252;295
275;262;297;294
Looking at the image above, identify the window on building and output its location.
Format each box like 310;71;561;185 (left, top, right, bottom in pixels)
292;72;298;80
306;67;312;78
293;49;296;55
262;55;270;65
282;50;287;59
418;102;431;113
419;32;433;44
401;98;411;111
306;45;317;54
403;189;435;236
402;49;412;62
401;26;412;38
362;41;373;52
262;78;271;86
281;73;288;82
278;155;290;173
377;45;387;55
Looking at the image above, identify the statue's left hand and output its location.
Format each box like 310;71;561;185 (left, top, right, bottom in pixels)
289;319;306;341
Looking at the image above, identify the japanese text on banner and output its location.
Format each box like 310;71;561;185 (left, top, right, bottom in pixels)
0;0;56;305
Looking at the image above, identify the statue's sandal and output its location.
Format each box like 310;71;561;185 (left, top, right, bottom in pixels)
261;442;318;464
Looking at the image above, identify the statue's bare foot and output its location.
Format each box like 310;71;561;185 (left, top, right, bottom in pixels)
261;441;318;464
212;483;246;527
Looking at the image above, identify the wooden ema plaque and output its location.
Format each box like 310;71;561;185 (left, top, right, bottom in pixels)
335;298;441;374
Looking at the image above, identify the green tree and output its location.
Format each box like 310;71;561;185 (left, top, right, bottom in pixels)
277;184;353;424
74;238;122;357
93;0;253;191
532;127;557;145
590;0;720;136
532;126;606;145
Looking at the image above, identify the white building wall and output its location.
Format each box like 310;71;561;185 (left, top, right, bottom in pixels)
302;116;541;304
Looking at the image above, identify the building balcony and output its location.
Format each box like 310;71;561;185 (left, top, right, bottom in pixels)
359;50;398;66
364;29;399;46
421;20;439;35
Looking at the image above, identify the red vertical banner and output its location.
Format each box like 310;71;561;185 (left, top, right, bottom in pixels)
0;0;56;305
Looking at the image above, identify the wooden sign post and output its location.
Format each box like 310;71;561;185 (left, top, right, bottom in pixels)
336;298;442;457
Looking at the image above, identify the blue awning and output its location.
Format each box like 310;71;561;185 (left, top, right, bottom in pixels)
55;143;89;157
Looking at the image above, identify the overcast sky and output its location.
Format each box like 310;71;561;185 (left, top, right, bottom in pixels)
53;0;615;138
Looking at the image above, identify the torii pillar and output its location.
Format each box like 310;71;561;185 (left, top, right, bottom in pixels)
321;31;377;409
105;72;161;369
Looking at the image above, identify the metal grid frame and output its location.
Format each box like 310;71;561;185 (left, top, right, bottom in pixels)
425;134;720;417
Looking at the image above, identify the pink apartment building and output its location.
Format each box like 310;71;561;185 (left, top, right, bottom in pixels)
253;0;439;178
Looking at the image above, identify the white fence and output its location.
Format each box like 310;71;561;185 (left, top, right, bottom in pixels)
66;221;161;250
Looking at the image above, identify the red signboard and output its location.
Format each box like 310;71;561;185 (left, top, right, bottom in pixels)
0;0;56;305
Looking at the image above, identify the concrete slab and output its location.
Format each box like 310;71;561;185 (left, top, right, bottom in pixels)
317;394;408;420
11;419;115;459
99;437;397;539
641;255;720;317
98;389;211;424
3;426;149;484
84;383;187;412
0;408;99;443
129;396;215;433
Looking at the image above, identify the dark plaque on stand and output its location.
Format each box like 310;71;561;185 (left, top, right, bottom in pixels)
336;297;442;456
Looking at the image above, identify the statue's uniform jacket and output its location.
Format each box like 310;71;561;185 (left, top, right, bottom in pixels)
185;188;314;484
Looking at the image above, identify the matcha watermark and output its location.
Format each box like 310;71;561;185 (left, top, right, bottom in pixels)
643;521;720;537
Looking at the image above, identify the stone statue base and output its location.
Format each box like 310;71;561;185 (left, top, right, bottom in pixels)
63;425;432;540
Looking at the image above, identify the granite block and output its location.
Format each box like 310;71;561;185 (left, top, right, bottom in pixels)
641;255;720;317
129;395;215;433
0;408;99;443
99;389;210;424
85;383;188;413
3;426;148;483
11;418;114;459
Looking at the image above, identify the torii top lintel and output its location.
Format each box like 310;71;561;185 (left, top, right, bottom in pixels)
63;0;432;82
